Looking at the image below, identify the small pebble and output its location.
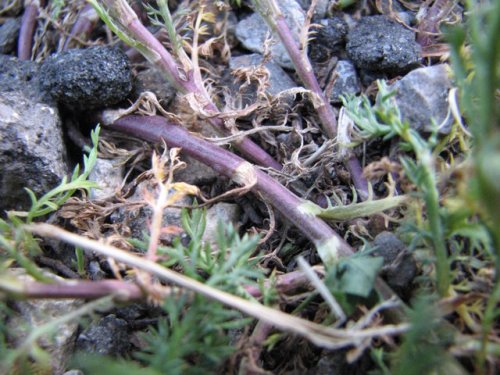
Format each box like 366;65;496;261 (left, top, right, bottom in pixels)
372;231;418;298
347;15;421;73
328;60;361;103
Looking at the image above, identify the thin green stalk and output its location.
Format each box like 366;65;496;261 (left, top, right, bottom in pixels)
299;195;409;221
397;126;449;297
418;151;449;297
477;278;500;369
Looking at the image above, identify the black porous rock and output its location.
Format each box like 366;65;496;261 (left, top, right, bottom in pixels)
346;15;421;73
314;16;348;48
372;232;418;298
308;16;348;62
39;46;132;109
75;314;130;356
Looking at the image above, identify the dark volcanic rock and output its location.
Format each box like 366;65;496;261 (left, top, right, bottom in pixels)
347;15;421;73
372;232;418;298
0;18;21;54
309;16;348;62
75;314;130;356
314;16;348;48
0;54;39;93
39;46;132;109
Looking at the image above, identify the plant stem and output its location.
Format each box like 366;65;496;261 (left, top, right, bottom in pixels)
299;195;409;221
90;0;281;170
103;113;407;320
404;131;450;297
63;3;99;50
252;0;369;199
0;269;318;300
106;114;353;264
18;0;44;60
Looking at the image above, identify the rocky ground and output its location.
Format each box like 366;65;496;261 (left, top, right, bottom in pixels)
0;0;498;374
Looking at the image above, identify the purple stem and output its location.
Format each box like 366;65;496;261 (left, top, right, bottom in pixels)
108;114;354;258
346;155;369;201
113;3;281;169
14;280;144;300
5;269;314;301
63;3;98;50
270;12;369;199
106;115;407;315
274;16;337;138
18;0;44;60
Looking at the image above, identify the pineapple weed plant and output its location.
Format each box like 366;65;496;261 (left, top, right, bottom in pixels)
0;0;499;373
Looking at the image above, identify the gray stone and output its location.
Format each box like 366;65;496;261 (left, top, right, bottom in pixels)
75;314;130;356
39;46;132;109
389;64;453;133
133;64;177;106
0;54;39;94
229;53;296;103
372;231;417;297
174;154;217;186
6;269;82;375
88;260;106;281
203;203;241;245
296;0;329;18
0;17;21;54
235;0;305;69
89;158;124;200
328;60;361;103
347;15;421;73
0;56;68;214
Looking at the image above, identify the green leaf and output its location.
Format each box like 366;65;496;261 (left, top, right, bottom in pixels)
327;255;384;298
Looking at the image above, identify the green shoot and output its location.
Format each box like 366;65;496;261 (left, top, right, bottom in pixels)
9;126;99;224
343;83;450;296
0;126;100;281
